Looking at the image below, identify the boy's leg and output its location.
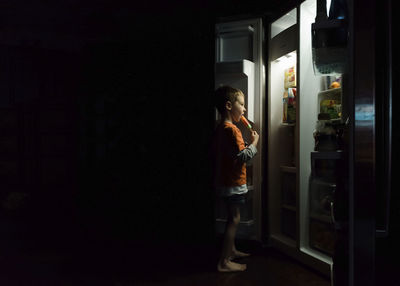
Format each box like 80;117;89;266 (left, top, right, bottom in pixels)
231;244;250;259
217;203;246;272
227;195;250;260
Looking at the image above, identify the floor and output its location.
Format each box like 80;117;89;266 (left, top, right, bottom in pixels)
0;239;331;286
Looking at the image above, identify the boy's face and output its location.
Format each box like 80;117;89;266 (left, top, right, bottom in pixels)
228;94;246;123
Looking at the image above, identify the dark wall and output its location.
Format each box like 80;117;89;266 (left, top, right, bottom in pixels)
77;6;217;245
0;0;221;251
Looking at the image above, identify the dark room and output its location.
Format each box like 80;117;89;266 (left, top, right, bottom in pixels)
0;0;398;285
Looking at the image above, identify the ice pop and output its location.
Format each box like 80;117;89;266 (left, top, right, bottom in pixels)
240;116;253;131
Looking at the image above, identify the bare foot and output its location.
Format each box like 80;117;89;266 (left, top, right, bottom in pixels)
217;260;247;272
229;250;250;260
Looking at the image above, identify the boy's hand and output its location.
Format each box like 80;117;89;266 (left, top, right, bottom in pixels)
250;131;259;147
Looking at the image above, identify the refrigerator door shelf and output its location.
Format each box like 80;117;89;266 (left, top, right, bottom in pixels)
311;151;343;180
309;211;332;224
216;25;254;63
309;218;335;256
215;59;254;77
271;7;297;39
317;87;341;113
311;19;348;75
215;60;255;121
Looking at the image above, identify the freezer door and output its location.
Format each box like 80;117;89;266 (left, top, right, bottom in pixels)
214;18;264;241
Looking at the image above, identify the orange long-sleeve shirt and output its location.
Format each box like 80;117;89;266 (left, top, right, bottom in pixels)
212;122;248;189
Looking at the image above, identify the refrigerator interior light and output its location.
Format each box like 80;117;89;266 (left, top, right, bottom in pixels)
286;52;296;58
326;0;332;17
274;51;297;67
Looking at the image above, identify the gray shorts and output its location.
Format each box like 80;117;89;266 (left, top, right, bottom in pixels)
225;194;246;205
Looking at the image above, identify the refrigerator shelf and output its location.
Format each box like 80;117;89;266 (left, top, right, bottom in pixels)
311;18;346;30
280;165;297;173
318;87;341;96
282;204;296;212
309;212;332;224
311;150;343;159
310;243;334;257
215;218;254;226
215;60;255;76
270;233;297;249
309;219;335;256
309;178;336;187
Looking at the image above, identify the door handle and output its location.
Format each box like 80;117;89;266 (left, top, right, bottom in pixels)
376;0;392;238
330;201;336;225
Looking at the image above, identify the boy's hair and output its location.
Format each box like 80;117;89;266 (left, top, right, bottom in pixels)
214;85;244;115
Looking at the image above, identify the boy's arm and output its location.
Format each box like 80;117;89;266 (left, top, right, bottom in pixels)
230;125;258;163
236;144;257;163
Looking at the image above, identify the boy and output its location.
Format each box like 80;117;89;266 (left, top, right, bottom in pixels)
211;85;259;272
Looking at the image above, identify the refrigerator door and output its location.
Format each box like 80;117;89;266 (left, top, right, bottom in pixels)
268;1;380;284
214;18;265;241
309;1;384;284
340;0;388;285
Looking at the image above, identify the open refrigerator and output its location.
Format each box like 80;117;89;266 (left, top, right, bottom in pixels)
214;0;391;285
